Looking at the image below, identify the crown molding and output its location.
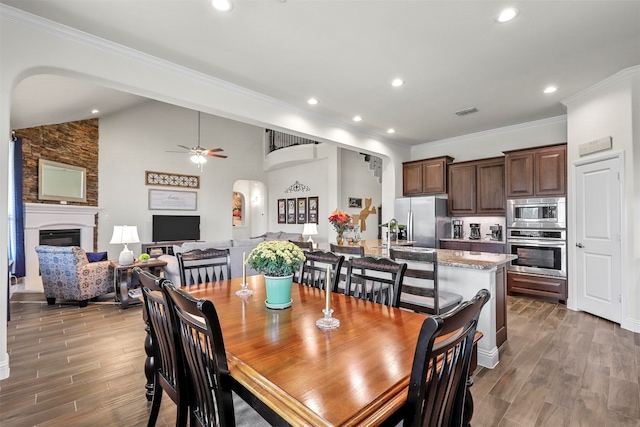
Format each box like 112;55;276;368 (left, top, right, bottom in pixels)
562;65;640;106
419;115;567;149
0;4;403;149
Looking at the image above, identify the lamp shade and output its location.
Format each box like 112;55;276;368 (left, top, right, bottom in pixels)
109;225;140;244
302;223;318;236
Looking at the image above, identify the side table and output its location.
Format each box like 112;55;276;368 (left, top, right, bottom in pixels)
110;259;167;309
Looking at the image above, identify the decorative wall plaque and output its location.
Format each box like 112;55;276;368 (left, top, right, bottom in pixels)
284;180;311;193
146;171;200;188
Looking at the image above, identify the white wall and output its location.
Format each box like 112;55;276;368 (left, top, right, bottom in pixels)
339;149;382;240
411;116;567;162
98;100;267;259
562;66;639;329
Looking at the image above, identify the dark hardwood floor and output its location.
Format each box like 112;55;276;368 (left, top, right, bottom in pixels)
2;293;639;426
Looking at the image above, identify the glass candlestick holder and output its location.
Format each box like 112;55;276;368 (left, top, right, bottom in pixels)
235;282;253;297
316;308;340;330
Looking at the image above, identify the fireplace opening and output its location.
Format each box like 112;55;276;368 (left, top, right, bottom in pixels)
39;229;81;247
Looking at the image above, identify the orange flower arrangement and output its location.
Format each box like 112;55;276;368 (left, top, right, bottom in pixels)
328;209;352;235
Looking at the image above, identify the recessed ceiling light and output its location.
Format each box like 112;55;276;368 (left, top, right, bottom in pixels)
307;98;318;105
496;8;519;23
387;128;396;134
391;78;404;87
543;86;558;94
353;116;362;122
91;109;99;114
212;0;233;12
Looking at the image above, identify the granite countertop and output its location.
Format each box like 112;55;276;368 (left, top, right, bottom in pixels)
358;241;517;270
440;237;506;244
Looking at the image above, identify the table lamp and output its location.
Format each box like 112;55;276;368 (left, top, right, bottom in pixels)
110;225;140;266
302;223;318;244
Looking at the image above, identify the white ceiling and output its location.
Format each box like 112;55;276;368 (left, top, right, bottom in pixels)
5;0;640;146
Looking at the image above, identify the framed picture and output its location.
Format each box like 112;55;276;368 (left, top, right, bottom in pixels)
148;189;197;210
348;197;362;208
277;199;286;224
308;196;319;224
297;198;307;224
286;198;296;224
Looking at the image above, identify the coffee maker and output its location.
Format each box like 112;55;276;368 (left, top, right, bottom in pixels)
452;220;464;239
469;223;481;240
490;224;503;241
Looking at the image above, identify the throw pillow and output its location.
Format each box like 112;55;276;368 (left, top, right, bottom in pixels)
86;251;108;263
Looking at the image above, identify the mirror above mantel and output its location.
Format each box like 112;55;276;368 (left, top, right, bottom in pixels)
38;159;87;203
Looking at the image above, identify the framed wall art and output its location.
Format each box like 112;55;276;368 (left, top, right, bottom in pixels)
308;196;319;224
277;199;286;224
348;197;362;208
286;198;296;224
297;198;307;224
149;189;197;210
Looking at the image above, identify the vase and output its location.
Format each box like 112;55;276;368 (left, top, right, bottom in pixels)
336;233;344;245
264;274;293;309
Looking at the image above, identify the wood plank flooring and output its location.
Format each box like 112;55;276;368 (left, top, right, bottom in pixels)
2;293;639;426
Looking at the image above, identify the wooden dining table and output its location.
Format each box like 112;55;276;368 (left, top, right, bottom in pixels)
183;275;428;427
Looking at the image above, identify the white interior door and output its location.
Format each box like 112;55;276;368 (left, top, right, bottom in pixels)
575;155;622;323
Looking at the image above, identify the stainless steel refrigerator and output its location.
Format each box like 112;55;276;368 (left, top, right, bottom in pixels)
394;196;450;248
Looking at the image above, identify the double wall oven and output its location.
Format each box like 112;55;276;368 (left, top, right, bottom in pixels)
506;197;567;277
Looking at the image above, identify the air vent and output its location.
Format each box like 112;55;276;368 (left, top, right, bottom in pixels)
455;107;479;116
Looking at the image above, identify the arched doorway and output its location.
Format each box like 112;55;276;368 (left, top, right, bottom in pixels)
232;180;268;239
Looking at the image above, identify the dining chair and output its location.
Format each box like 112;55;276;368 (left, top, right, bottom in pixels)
297;250;344;292
163;282;270;427
177;248;231;286
390;249;463;315
399;289;490;427
329;243;365;295
344;256;407;307
135;267;188;427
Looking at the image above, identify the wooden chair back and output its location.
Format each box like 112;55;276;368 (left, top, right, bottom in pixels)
163;281;236;427
344;256;407;307
329;244;365;294
135;267;188;427
298;250;344;292
390;249;462;315
403;289;490;427
177;248;231;286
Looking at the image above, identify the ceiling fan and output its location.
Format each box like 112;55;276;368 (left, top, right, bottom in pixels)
168;111;227;169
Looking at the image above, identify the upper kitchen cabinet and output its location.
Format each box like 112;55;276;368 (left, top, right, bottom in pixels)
505;144;567;198
448;156;505;216
403;156;454;196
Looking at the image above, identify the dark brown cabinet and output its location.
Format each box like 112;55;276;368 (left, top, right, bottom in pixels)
505;144;566;198
403;156;453;196
447;157;505;216
507;272;567;303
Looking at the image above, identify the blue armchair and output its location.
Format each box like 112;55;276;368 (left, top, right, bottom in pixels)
35;246;114;307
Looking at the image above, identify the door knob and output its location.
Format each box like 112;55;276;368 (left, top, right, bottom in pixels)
576;243;584;248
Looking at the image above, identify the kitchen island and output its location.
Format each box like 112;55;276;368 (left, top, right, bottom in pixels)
319;240;516;368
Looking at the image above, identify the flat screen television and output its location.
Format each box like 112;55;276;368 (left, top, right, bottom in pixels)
152;215;200;242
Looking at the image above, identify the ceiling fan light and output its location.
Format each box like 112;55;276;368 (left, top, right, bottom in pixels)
191;154;207;164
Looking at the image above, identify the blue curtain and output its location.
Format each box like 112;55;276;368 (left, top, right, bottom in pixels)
8;135;25;278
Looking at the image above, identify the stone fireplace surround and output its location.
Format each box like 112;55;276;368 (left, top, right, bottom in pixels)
24;203;101;292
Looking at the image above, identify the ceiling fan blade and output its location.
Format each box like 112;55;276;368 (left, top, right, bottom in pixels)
207;147;224;153
177;144;194;151
165;150;191;153
210;154;228;159
204;149;225;157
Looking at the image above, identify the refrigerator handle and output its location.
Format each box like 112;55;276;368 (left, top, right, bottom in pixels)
407;210;413;241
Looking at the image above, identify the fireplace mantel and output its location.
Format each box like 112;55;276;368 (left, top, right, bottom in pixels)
24;203;102;291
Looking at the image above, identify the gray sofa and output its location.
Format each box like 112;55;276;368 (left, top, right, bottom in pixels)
159;231;302;286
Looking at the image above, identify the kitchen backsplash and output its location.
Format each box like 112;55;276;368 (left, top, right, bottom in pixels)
451;216;506;240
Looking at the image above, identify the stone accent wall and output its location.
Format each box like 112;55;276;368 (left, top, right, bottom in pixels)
16;119;99;206
15;119;100;250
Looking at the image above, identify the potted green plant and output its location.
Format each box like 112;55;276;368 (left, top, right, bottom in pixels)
138;253;151;263
246;241;306;309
